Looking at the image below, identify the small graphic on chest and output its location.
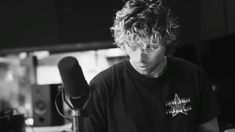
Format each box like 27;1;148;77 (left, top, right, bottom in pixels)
166;93;192;118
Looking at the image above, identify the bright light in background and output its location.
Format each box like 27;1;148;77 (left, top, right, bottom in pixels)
98;48;127;57
25;118;34;126
19;52;27;59
33;51;50;59
36;48;126;85
37;66;61;85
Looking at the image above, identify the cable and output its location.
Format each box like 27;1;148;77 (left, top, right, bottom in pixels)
54;90;72;122
62;89;74;109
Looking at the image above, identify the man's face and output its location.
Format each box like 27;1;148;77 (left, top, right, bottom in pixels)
124;43;166;76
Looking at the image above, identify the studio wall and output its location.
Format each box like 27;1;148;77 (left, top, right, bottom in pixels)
0;0;234;52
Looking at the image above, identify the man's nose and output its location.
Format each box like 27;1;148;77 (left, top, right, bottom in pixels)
136;48;147;62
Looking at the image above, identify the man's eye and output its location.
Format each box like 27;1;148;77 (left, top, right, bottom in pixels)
146;45;151;49
151;44;160;50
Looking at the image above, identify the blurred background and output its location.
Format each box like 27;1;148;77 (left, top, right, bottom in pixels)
0;0;234;131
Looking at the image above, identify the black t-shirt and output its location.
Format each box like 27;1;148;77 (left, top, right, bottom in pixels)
83;56;220;132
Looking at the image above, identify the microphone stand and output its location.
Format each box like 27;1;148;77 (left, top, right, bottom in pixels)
72;109;81;132
61;86;90;132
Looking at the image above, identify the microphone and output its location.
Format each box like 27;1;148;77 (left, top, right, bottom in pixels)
57;56;90;109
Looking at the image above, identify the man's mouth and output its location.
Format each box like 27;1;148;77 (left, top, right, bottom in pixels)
138;64;148;68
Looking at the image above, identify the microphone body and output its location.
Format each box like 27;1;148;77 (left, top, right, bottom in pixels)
58;56;90;109
58;56;91;132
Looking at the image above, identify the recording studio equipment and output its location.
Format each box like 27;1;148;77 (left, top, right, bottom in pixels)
58;56;90;132
32;84;64;126
0;109;26;132
58;56;90;109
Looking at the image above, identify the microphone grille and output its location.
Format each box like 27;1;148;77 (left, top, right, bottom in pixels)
58;56;88;98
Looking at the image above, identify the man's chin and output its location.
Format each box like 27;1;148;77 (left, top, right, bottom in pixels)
137;68;150;75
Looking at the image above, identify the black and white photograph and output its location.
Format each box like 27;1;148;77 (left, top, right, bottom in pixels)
0;0;234;132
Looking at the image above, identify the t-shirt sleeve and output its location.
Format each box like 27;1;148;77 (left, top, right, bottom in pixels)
83;78;107;132
196;69;220;125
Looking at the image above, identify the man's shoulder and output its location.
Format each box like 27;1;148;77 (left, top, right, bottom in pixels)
168;56;206;78
90;59;127;84
169;56;202;71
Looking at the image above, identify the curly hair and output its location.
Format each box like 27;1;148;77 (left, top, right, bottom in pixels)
110;0;179;52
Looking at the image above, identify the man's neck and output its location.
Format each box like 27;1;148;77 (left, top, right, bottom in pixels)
150;56;167;78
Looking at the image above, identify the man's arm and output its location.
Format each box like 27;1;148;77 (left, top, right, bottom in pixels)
197;118;220;132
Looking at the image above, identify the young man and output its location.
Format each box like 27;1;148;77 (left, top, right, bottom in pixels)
84;0;220;131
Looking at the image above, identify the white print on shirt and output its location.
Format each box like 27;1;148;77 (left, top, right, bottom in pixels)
166;93;192;118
